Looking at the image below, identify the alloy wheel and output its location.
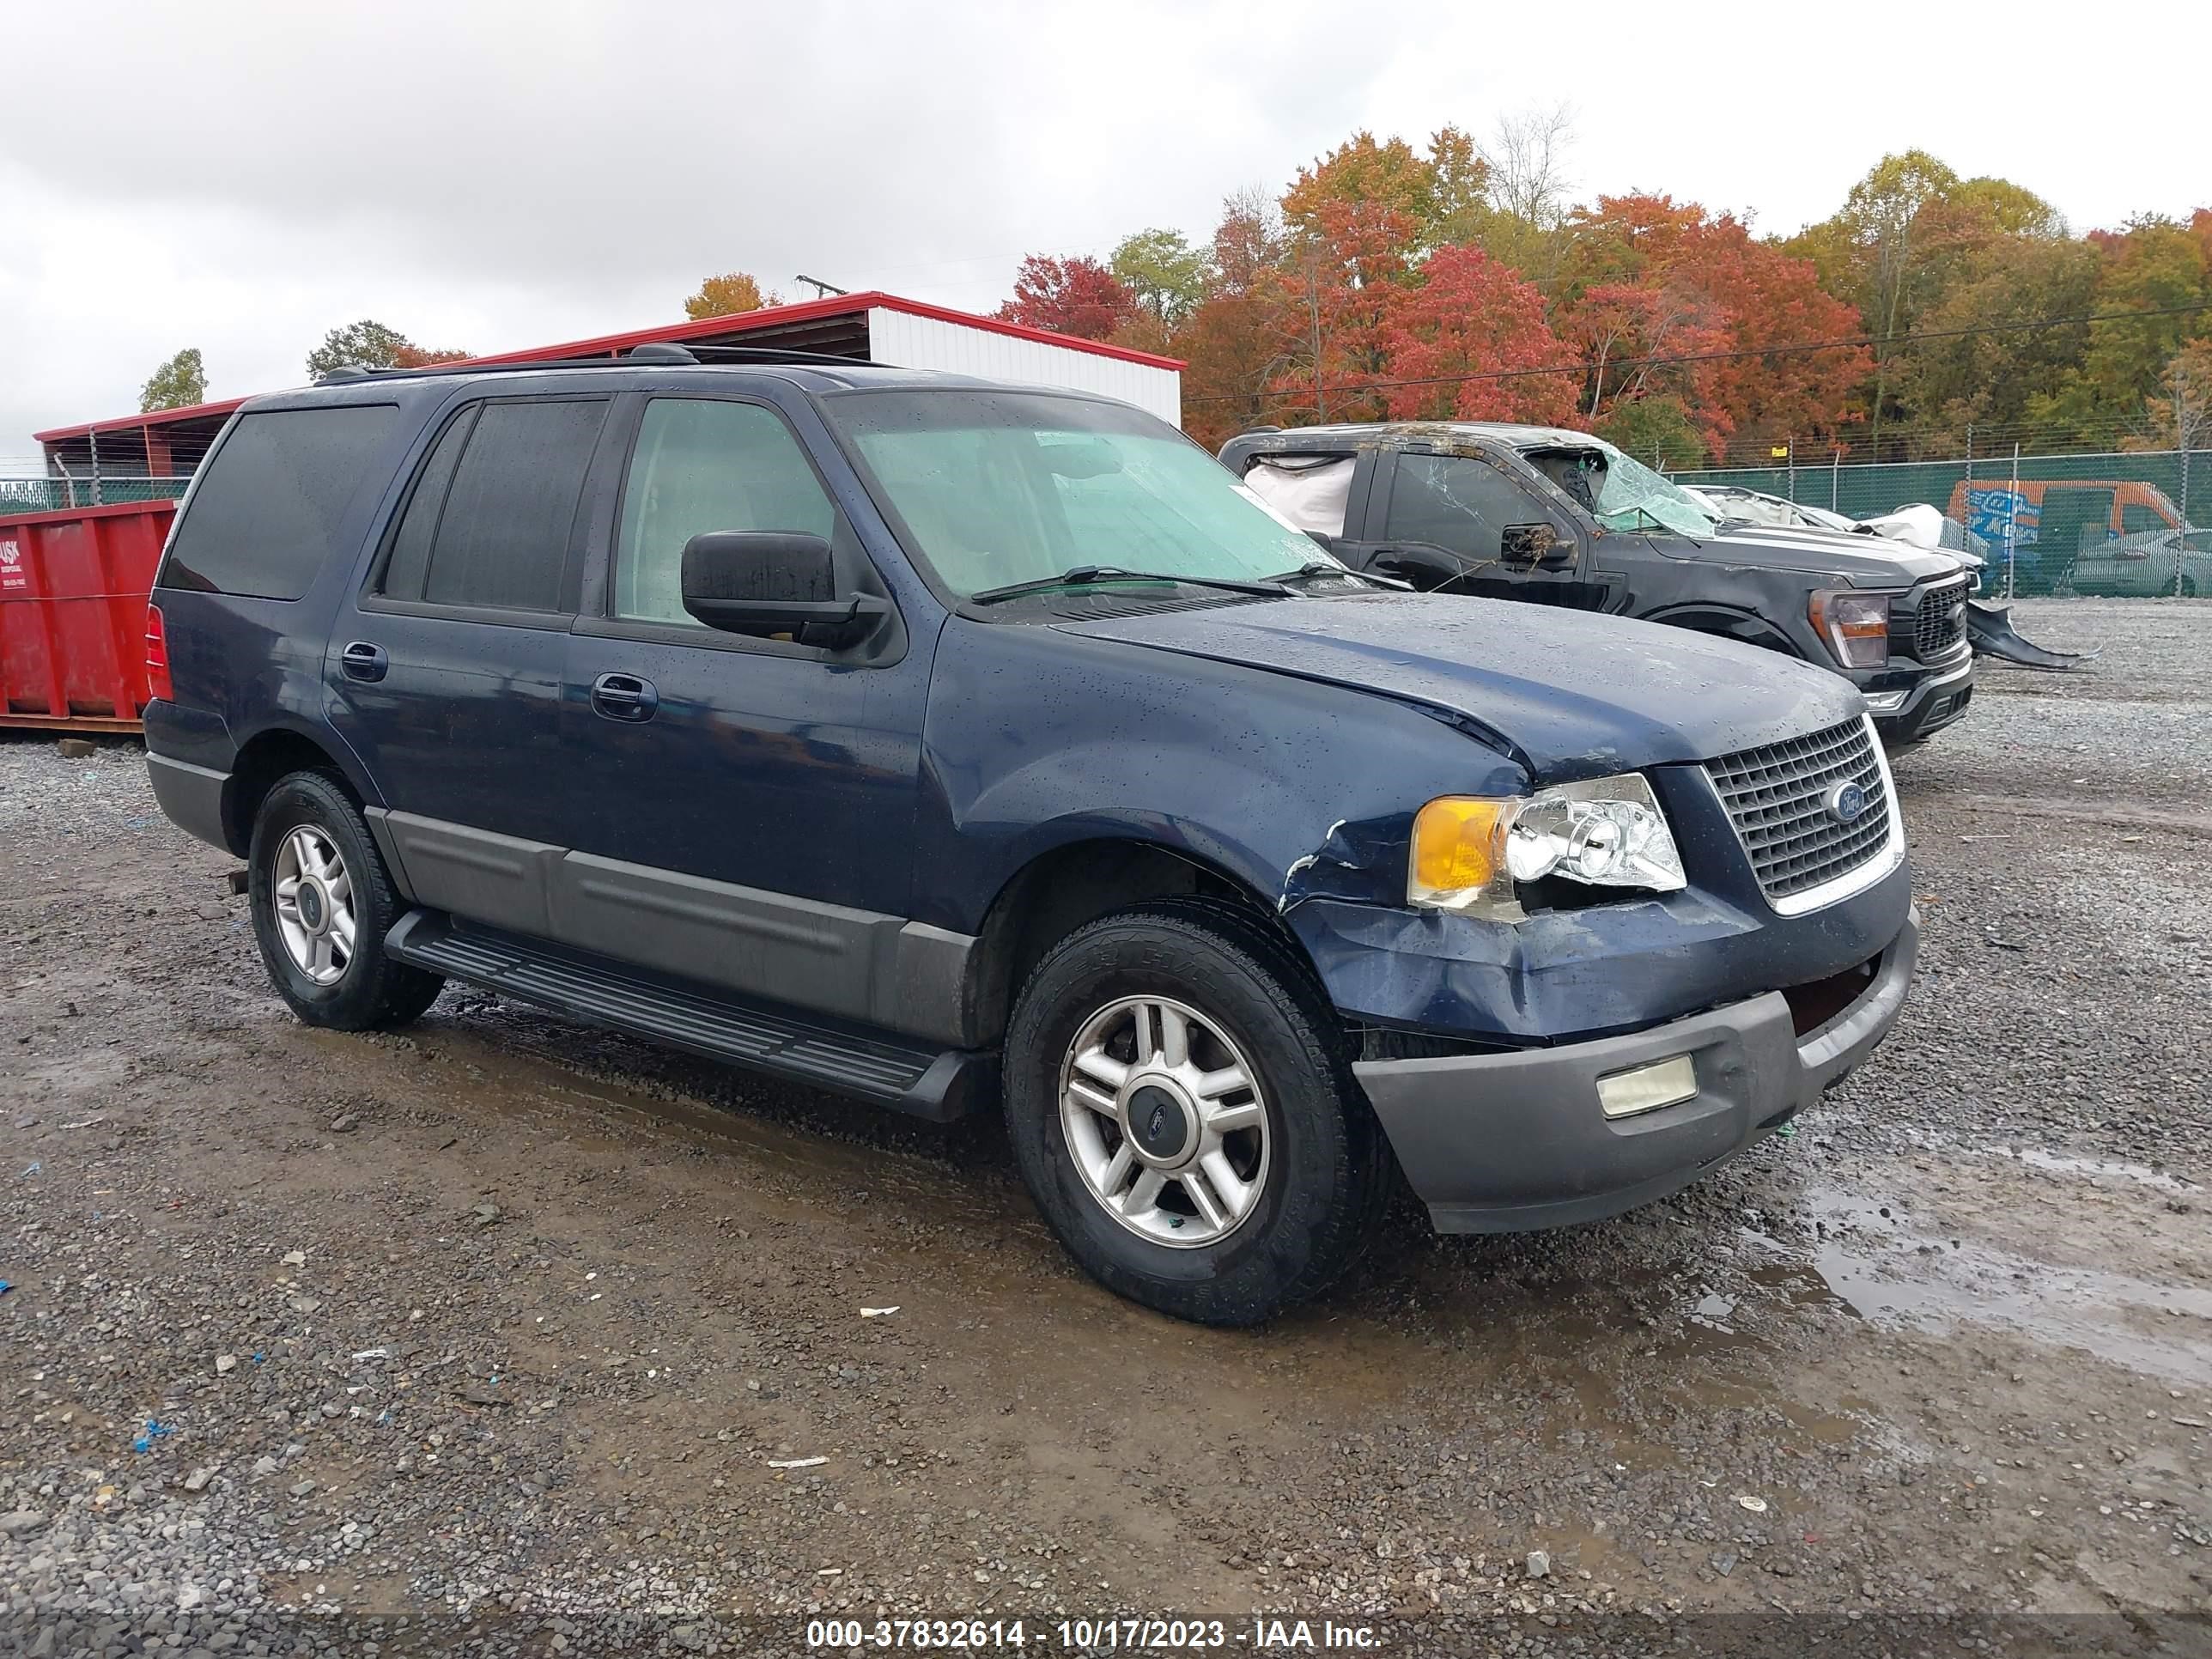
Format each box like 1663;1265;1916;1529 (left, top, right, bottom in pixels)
1058;994;1271;1248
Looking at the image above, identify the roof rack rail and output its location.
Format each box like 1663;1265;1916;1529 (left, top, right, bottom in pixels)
676;343;874;367
307;343;877;386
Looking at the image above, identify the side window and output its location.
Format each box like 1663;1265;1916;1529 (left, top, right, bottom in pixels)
614;398;836;626
1383;455;1542;565
2120;502;2166;537
410;399;607;612
161;404;401;599
378;406;477;602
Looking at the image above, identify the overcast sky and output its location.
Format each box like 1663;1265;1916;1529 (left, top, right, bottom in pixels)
3;0;2205;464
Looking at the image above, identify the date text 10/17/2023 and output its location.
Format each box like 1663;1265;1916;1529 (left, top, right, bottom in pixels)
804;1618;1382;1649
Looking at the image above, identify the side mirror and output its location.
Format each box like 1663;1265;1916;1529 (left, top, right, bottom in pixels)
1502;523;1577;568
680;532;885;646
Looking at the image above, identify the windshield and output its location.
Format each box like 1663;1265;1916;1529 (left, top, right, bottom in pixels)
1526;437;1718;538
824;390;1333;601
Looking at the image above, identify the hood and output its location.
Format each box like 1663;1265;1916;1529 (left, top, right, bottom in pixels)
1681;520;1962;586
1054;592;1860;780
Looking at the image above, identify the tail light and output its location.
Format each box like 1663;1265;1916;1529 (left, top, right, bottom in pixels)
144;604;174;702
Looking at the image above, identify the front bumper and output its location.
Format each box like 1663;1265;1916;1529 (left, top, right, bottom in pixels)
1862;651;1973;744
1354;910;1917;1234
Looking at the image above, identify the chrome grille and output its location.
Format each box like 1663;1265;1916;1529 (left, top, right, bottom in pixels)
1902;576;1970;660
1706;717;1893;907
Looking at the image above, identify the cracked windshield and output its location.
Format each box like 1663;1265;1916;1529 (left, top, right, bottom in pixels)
1541;437;1721;538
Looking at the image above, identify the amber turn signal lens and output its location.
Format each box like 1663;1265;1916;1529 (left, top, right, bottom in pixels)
1410;797;1509;896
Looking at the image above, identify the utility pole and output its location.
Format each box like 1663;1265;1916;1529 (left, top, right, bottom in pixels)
2176;368;2197;599
1962;423;1973;550
2007;442;2021;601
794;275;848;299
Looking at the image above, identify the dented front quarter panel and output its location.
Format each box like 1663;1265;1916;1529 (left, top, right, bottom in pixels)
912;617;1523;933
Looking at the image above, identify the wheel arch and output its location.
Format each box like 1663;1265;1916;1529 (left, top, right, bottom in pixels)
222;725;374;854
964;836;1318;1047
1643;602;1802;657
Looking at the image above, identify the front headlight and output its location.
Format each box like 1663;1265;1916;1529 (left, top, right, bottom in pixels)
1408;774;1686;915
1808;589;1894;668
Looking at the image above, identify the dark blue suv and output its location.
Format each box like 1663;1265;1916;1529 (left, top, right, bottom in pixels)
143;349;1917;1325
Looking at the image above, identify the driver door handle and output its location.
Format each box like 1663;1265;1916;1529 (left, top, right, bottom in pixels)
590;672;659;723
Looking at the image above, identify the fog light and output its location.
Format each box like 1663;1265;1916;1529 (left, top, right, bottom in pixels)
1862;689;1909;714
1596;1054;1698;1119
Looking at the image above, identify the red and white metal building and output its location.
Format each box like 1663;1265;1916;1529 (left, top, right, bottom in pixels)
29;291;1185;482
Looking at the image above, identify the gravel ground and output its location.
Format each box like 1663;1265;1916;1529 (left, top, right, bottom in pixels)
2;599;2208;1657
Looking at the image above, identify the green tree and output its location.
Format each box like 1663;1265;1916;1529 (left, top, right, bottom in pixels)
139;348;206;412
1787;151;2069;452
2035;214;2212;440
684;271;781;320
1109;228;1212;327
305;320;468;380
1596;396;1709;471
1893;232;2098;452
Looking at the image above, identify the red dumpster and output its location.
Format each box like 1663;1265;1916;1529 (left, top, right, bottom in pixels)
0;500;177;732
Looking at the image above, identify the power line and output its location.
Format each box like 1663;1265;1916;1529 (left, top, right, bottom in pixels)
1186;300;2212;406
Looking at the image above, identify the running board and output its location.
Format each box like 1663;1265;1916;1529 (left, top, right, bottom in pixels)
385;911;989;1121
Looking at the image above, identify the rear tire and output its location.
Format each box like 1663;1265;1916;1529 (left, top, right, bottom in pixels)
247;770;443;1030
1003;899;1390;1326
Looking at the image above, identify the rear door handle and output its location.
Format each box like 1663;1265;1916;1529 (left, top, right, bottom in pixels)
340;641;388;683
591;672;659;722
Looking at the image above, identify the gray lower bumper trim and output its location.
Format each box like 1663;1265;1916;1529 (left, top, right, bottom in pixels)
1355;912;1919;1233
146;753;232;853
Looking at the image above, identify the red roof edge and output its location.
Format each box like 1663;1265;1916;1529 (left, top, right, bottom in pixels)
35;398;248;445
33;291;1184;447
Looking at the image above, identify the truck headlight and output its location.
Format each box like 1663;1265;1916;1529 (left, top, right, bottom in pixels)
1808;589;1894;669
1408;775;1686;915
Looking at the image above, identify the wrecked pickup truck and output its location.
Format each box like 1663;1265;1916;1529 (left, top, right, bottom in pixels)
1680;484;2093;672
145;365;1917;1328
1222;422;1976;745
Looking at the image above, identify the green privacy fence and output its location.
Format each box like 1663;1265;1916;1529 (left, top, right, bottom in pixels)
1670;448;2207;598
0;477;192;516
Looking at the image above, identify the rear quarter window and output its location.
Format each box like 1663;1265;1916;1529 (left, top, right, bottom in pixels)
160;404;401;599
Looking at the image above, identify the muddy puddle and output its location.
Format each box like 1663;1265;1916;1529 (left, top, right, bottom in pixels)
1898;1125;2204;1194
1735;1187;2212;1386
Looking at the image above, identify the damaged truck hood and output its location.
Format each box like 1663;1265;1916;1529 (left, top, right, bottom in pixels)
1683;522;1961;586
1054;592;1859;779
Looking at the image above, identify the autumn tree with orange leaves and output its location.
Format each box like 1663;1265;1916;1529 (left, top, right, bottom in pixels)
998;120;2206;465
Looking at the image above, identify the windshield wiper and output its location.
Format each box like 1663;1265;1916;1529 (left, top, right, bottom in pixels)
1263;560;1402;591
968;565;1290;605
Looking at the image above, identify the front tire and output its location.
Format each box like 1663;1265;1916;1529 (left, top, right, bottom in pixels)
247;770;443;1030
1003;900;1390;1326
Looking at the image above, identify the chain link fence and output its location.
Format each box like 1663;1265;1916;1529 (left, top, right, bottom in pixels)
1670;447;2206;599
0;477;192;516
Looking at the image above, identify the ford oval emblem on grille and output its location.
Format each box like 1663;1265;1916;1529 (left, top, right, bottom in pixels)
1824;781;1869;825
